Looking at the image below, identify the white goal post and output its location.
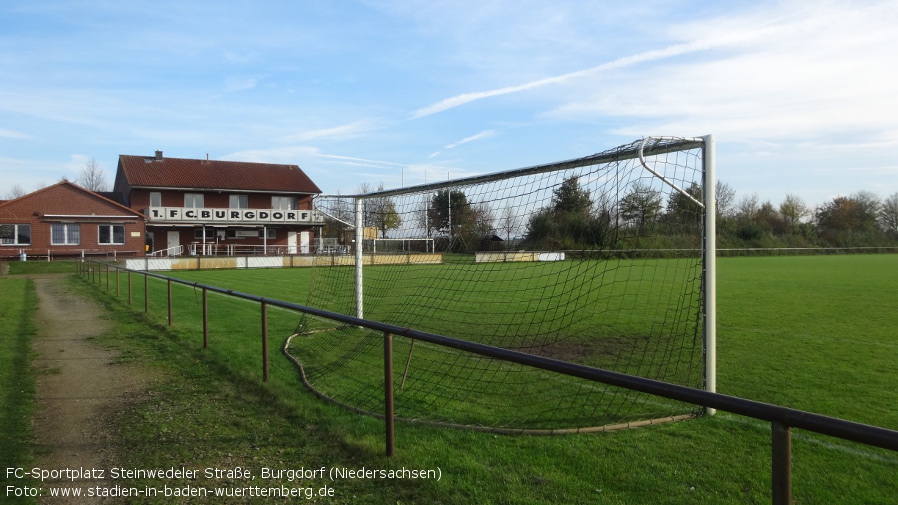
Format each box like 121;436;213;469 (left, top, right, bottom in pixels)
304;135;717;430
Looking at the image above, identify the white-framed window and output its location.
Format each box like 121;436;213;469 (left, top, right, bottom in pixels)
0;224;31;245
193;226;216;240
150;192;162;207
229;194;248;209
98;224;125;245
271;196;297;210
259;228;277;239
184;193;204;208
51;223;80;245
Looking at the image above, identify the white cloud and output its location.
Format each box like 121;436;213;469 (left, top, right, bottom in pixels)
444;130;497;150
408;34;747;119
282;120;380;142
313;152;406;169
224;145;324;164
430;129;499;158
549;0;898;144
0;128;33;140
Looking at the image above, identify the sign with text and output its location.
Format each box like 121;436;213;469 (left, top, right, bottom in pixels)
147;207;320;224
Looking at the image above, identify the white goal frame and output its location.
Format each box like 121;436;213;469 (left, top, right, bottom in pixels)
347;135;717;414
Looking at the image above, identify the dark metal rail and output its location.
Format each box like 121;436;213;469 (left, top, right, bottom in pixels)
80;260;898;505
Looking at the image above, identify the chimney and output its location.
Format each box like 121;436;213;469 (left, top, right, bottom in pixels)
155;150;163;161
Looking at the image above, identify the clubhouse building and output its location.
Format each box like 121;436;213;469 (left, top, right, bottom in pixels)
1;151;323;259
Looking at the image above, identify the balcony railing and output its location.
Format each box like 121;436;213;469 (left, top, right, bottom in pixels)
144;207;324;225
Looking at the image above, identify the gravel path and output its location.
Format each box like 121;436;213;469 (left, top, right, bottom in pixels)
30;275;151;504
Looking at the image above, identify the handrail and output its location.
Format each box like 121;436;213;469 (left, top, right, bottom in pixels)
79;259;898;504
150;245;183;257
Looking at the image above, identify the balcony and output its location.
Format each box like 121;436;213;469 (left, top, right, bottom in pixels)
144;207;324;226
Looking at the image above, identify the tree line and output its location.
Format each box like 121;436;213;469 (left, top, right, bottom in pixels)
317;177;898;253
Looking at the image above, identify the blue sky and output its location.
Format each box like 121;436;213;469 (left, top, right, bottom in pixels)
2;0;896;208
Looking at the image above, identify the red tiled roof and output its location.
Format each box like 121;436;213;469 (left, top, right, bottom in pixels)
117;154;322;194
0;181;144;218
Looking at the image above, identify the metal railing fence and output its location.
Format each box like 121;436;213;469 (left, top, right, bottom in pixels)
78;259;898;505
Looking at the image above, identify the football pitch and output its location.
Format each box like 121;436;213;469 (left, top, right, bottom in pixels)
102;253;898;503
164;254;898;426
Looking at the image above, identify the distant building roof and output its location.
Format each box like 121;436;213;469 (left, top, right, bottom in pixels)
0;181;144;219
116;152;322;194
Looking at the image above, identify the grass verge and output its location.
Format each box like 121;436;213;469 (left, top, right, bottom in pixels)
0;277;39;504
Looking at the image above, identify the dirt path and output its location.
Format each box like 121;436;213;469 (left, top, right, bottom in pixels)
30;275;150;503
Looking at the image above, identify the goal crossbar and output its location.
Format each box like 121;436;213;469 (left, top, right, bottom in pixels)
331;136;706;200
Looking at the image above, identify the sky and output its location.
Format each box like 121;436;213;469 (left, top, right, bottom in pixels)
2;0;897;208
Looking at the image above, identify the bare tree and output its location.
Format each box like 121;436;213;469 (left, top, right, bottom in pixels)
736;193;760;221
879;192;898;234
358;183;401;238
76;157;108;192
5;184;26;200
497;204;522;243
715;180;736;218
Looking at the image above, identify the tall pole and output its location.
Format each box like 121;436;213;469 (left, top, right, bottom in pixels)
447;180;452;247
702;134;717;416
355;197;364;319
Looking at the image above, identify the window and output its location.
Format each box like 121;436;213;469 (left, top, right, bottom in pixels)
150;192;162;207
229;194;248;209
51;223;80;245
98;224;125;245
259;228;277;239
184;193;204;208
271;196;297;210
193;227;215;240
0;224;31;245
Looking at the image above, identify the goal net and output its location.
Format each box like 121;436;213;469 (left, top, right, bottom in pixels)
289;136;715;432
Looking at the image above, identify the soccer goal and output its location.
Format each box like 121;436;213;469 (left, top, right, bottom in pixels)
291;135;716;432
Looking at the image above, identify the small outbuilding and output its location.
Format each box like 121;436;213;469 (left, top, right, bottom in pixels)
0;181;146;259
480;234;505;251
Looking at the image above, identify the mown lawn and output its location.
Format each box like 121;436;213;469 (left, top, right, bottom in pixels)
69;253;898;504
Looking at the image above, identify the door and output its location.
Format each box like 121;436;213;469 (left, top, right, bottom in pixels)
300;231;310;254
287;231;297;254
167;231;180;256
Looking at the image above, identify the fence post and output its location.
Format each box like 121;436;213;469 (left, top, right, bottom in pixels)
144;273;149;313
384;332;395;457
772;421;792;505
167;279;173;326
202;287;209;349
261;302;269;382
105;263;109;292
115;267;120;297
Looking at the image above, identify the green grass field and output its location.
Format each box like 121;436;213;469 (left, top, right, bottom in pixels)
0;276;39;502
59;254;898;502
